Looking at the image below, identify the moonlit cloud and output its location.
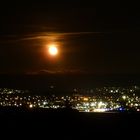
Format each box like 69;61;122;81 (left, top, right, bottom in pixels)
26;69;87;75
0;31;109;43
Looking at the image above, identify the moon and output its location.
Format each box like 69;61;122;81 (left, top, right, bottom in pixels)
48;45;58;56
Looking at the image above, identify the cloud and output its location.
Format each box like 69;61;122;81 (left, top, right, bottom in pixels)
0;31;108;43
16;31;105;41
26;69;86;75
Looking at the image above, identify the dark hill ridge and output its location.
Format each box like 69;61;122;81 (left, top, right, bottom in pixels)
0;74;140;90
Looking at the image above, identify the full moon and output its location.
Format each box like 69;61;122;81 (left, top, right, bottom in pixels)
48;45;58;56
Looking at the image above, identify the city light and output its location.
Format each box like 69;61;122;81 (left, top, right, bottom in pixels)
29;104;33;108
122;96;126;100
83;97;88;101
94;109;106;112
43;102;47;105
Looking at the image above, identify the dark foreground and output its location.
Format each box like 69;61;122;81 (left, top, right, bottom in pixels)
0;107;139;138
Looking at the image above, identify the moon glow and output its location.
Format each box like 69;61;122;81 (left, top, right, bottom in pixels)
48;45;58;56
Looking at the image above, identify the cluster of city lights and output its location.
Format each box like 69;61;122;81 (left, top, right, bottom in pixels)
0;86;140;112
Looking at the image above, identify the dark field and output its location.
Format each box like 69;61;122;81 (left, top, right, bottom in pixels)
0;108;139;138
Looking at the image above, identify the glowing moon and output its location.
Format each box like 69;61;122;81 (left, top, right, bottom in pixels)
48;45;58;56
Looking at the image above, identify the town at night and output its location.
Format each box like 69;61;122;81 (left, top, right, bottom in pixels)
0;1;140;138
0;86;140;113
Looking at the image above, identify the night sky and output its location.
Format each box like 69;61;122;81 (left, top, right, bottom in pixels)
0;1;140;76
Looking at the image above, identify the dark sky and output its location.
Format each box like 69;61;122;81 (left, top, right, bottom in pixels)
0;1;140;75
